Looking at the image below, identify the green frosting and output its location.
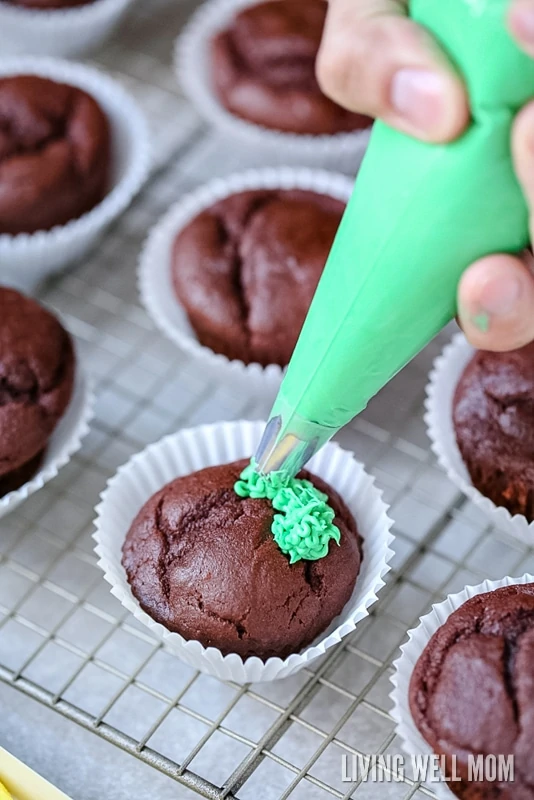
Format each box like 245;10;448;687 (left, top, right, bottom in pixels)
234;462;341;564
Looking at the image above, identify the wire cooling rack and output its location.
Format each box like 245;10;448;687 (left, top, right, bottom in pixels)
2;3;534;799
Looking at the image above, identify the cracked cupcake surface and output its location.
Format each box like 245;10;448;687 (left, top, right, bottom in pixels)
210;0;372;135
0;75;110;235
171;189;344;367
409;584;534;800
122;459;362;660
0;287;75;495
453;343;534;520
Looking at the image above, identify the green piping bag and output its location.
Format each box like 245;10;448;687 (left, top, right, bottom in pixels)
255;0;534;478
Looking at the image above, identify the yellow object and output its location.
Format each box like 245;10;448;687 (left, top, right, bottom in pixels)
0;780;14;800
0;749;72;800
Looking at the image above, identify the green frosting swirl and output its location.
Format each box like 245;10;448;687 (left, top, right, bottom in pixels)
234;462;341;564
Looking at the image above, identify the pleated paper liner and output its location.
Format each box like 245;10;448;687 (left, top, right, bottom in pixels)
0;0;134;58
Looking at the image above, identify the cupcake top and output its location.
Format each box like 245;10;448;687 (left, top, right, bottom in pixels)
0;75;110;235
409;584;534;798
2;0;95;8
0;287;75;484
453;343;534;520
122;459;362;660
172;188;345;367
211;0;372;135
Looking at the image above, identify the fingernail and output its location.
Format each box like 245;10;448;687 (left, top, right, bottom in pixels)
391;69;448;133
511;2;534;44
479;275;522;318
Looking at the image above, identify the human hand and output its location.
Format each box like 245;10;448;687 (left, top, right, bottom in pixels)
317;0;534;352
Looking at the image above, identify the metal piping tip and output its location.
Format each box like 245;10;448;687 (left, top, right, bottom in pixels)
254;415;319;478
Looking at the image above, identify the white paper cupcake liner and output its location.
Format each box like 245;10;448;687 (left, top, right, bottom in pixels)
0;57;151;293
0;0;134;58
0;360;94;519
139;166;353;397
390;573;534;800
93;419;394;683
175;0;372;170
425;332;534;544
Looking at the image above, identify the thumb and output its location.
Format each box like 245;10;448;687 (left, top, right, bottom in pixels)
458;254;534;352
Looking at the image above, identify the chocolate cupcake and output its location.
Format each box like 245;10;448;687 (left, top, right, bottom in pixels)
122;458;362;660
0;287;75;496
172;188;344;367
211;0;372;135
453;343;534;521
0;75;110;235
409;583;534;800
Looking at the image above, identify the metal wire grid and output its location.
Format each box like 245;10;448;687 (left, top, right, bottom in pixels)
2;5;534;800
